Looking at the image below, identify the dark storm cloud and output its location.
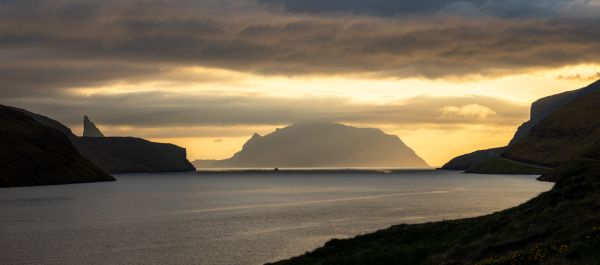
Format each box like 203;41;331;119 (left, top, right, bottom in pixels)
259;0;592;17
0;0;599;98
0;0;597;129
0;63;167;97
259;0;458;16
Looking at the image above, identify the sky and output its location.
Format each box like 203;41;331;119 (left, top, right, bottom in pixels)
2;0;600;166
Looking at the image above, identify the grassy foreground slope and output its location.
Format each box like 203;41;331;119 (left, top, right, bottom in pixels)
271;160;600;265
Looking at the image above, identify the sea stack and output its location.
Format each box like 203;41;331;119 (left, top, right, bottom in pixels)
83;115;105;137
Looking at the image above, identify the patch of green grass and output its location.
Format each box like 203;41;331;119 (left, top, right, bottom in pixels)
465;157;550;175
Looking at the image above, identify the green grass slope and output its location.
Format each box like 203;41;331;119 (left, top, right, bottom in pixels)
271;160;600;265
504;89;600;167
465;157;550;175
445;80;600;175
441;147;506;170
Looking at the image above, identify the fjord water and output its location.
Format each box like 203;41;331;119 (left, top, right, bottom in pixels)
0;171;552;265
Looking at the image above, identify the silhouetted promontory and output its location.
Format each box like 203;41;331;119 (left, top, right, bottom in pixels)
76;137;195;173
0;105;114;187
15;108;195;174
194;122;429;168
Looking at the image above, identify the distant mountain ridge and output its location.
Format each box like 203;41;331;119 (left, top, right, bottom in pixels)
0;105;114;187
194;122;429;168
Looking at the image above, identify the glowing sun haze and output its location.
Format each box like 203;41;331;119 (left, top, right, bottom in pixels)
2;0;600;166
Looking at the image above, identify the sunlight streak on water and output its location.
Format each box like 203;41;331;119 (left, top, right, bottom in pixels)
0;170;552;265
176;190;450;215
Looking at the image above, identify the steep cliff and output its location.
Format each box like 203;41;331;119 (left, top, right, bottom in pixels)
444;79;600;171
77;137;195;173
509;79;600;145
13;108;195;173
0;105;114;187
503;87;600;167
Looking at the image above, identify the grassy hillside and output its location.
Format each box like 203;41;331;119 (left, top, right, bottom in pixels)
508;79;599;146
445;80;600;174
271;160;600;265
504;89;600;167
464;157;550;175
441;147;506;170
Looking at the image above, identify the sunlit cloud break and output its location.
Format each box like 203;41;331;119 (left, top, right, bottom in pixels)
1;0;599;165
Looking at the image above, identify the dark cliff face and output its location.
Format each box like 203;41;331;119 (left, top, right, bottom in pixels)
443;79;600;171
13;107;195;174
509;79;600;145
77;137;195;173
210;122;429;168
0;105;114;188
503;87;600;167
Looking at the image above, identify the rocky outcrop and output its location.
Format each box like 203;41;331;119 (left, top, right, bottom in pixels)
200;122;429;168
83;115;105;137
0;105;114;187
